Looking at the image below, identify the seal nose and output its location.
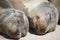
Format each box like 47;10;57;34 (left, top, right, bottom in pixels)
16;32;19;36
14;31;20;39
14;31;19;36
40;29;45;33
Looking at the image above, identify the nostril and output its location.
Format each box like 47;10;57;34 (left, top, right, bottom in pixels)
15;32;19;36
40;29;45;33
36;27;38;29
16;33;19;36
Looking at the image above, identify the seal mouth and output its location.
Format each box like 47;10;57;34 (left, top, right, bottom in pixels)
14;36;20;40
34;21;47;35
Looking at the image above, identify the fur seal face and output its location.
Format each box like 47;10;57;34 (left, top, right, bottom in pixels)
29;11;47;35
0;9;29;40
35;16;47;35
29;2;58;35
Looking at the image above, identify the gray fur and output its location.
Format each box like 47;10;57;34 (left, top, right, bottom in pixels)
29;2;59;35
0;9;29;39
0;0;13;9
0;0;29;39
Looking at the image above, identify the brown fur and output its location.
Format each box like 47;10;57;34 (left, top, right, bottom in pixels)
9;0;29;16
28;2;58;35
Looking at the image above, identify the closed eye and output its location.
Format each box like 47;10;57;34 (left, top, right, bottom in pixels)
17;20;20;24
36;16;40;19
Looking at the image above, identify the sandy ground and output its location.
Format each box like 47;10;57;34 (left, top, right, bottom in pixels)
21;25;60;40
0;25;60;40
